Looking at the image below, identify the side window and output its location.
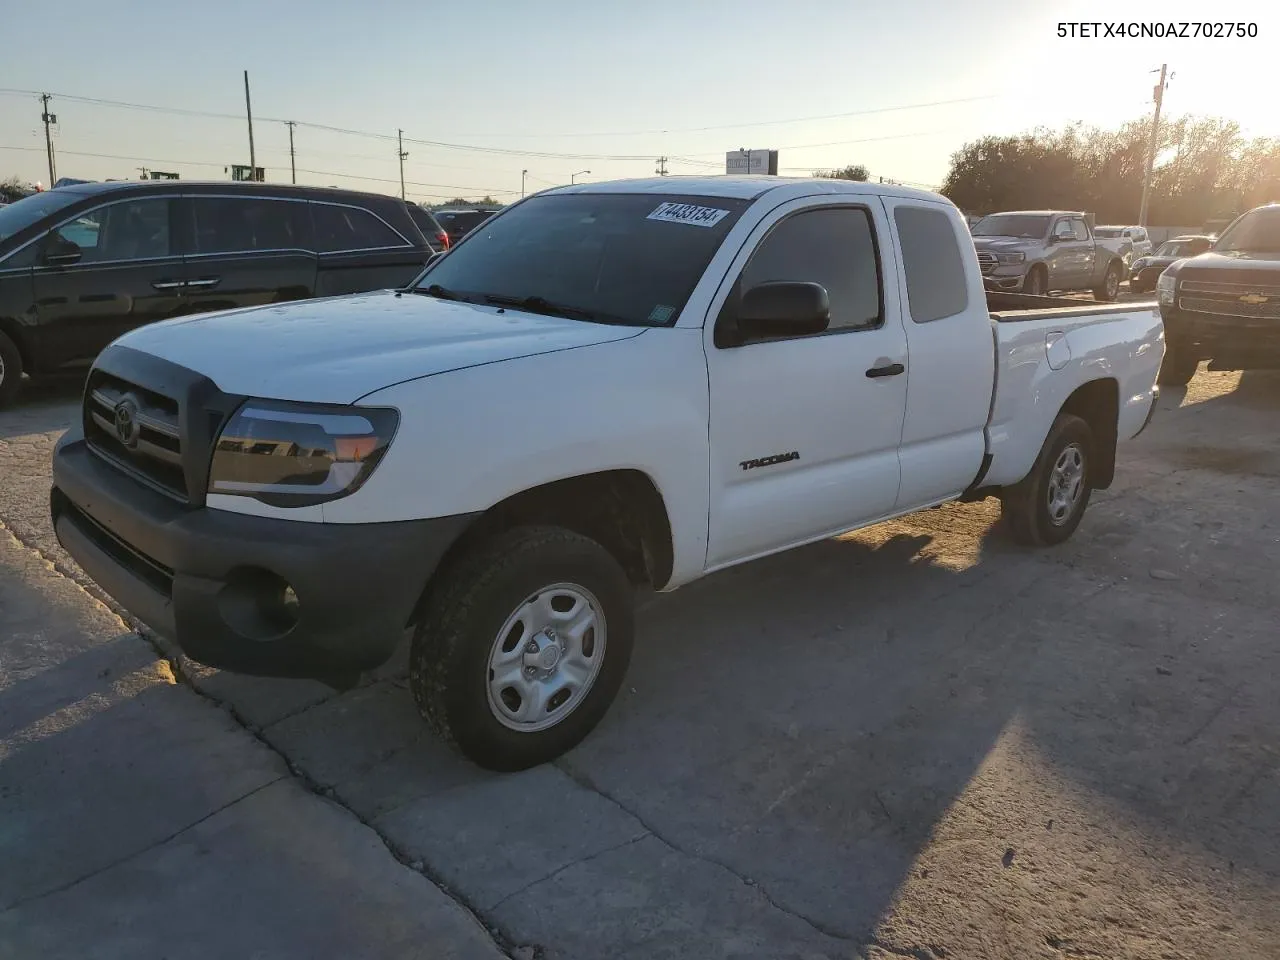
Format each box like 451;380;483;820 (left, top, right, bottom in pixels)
51;198;173;263
1071;219;1089;241
894;205;970;323
310;203;407;253
1052;219;1074;240
737;206;881;333
189;197;309;254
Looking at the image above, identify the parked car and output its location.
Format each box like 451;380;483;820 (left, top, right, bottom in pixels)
971;210;1128;299
1093;225;1152;266
50;176;1162;771
405;204;450;252
1156;203;1280;385
1129;235;1215;293
0;180;436;407
432;206;500;247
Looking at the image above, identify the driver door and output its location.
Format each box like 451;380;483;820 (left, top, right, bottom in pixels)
1046;217;1081;290
32;196;186;368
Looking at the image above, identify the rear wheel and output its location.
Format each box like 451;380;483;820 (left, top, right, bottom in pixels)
1157;342;1199;387
1022;265;1047;296
0;330;23;410
1000;413;1094;547
409;525;635;772
1093;262;1122;301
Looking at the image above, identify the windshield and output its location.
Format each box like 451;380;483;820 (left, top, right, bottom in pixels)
1156;240;1204;258
1215;208;1280;254
971;214;1050;239
414;192;749;326
0;190;84;244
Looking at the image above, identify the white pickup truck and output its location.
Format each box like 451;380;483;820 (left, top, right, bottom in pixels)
51;177;1164;770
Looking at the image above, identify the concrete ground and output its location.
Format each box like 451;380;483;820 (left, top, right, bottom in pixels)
2;354;1278;959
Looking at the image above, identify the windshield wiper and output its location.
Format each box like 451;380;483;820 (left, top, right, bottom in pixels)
414;283;462;301
482;294;626;324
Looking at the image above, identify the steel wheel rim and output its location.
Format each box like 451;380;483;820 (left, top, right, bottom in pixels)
486;582;607;733
1046;442;1086;525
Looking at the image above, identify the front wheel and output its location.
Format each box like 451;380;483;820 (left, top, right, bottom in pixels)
1157;342;1199;387
410;525;634;771
1022;265;1047;296
1000;413;1094;547
1093;262;1122;301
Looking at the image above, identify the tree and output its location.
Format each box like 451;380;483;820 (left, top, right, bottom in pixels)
0;176;29;203
940;115;1279;225
814;164;869;182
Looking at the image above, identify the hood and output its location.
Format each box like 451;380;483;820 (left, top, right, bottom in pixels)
1134;256;1179;269
971;236;1038;251
1171;250;1280;284
114;290;645;403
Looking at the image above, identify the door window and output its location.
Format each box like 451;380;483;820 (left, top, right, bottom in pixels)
310;203;408;253
189;197;310;254
894;205;969;323
1052;220;1075;241
1071;219;1090;241
50;198;173;263
736;207;882;334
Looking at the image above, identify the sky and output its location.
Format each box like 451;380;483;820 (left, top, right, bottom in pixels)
1;0;1275;202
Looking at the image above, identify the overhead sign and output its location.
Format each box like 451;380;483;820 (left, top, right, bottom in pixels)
726;149;779;176
229;164;265;182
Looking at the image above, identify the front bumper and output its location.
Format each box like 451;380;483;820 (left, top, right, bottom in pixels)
1161;307;1280;369
52;428;476;679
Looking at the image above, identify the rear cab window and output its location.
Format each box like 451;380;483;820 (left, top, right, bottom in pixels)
893;205;970;323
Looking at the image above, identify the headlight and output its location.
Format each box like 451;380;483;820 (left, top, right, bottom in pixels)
994;252;1025;264
1156;271;1176;306
208;400;399;507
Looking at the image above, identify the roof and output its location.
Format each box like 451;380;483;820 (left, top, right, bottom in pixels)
51;180;405;202
545;175;946;204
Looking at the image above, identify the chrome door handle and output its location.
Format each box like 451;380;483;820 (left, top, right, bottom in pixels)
185;277;220;289
151;280;183;290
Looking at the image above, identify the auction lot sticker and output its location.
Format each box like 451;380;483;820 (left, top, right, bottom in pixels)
647;202;730;227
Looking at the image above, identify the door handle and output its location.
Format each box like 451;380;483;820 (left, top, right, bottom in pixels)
185;277;221;289
151;280;183;290
865;362;905;379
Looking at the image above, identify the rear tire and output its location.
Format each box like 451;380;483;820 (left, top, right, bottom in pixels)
1093;262;1122;301
1157;342;1199;387
1022;265;1047;296
1000;413;1095;547
0;330;23;410
409;525;635;772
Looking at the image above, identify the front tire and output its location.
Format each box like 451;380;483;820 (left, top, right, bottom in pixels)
0;330;23;409
1000;413;1095;547
1157;342;1199;387
1093;262;1122;301
410;525;634;772
1022;265;1047;296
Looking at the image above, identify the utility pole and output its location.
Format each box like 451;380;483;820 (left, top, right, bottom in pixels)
656;157;668;176
286;121;297;184
397;129;408;200
243;70;258;181
40;93;57;186
137;167;150;180
521;169;528;197
1138;63;1168;228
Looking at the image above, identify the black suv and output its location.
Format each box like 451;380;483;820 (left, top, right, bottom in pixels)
1157;204;1280;386
0;181;436;407
432;206;499;247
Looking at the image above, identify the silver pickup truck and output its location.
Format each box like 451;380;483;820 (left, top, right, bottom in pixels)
971;210;1127;300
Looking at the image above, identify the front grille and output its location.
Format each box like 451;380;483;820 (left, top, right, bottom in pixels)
1178;279;1280;320
84;371;189;502
976;252;996;274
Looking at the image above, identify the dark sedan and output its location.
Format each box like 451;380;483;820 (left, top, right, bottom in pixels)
1129;235;1215;293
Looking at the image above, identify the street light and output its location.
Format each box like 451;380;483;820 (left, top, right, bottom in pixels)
571;169;590;184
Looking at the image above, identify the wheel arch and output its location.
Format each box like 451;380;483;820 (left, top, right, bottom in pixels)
410;468;676;627
0;316;33;374
1060;377;1119;489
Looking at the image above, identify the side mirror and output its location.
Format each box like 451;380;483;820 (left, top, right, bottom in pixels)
43;237;82;267
723;281;830;345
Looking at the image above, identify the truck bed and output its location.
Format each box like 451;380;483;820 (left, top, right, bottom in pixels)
987;290;1159;322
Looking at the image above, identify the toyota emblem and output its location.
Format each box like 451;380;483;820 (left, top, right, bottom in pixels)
113;398;141;448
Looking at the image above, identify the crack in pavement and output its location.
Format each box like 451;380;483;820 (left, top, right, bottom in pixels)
487;833;652;914
0;776;286;915
0;519;521;959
